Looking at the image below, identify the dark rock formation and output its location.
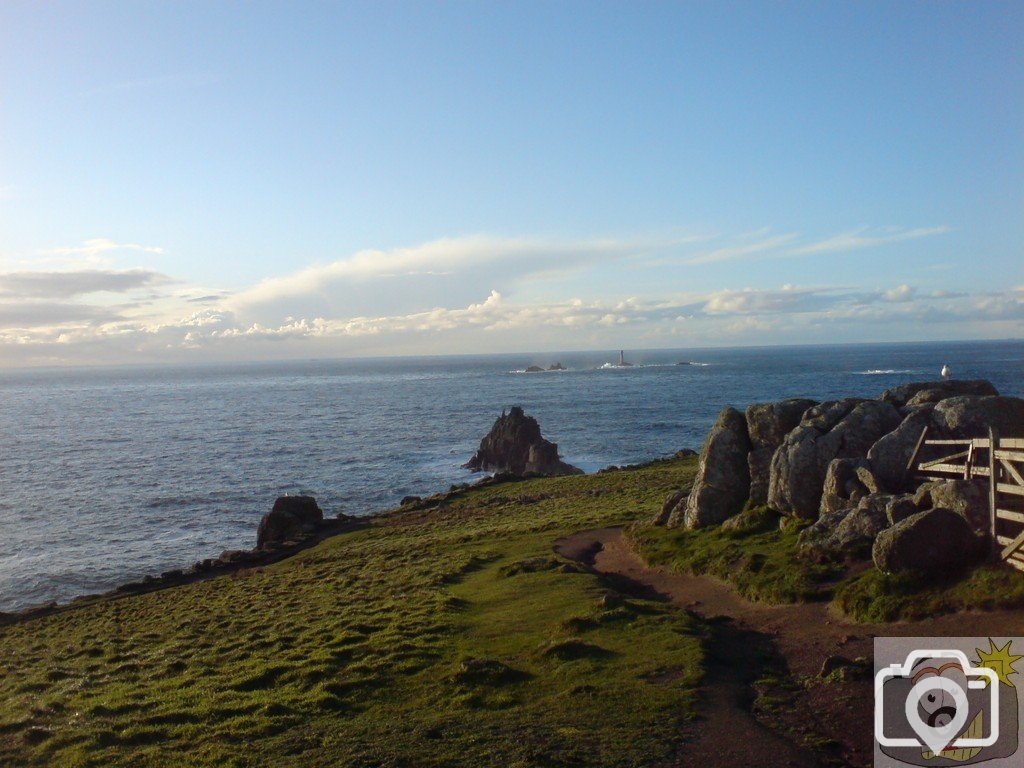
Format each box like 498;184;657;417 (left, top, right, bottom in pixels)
912;478;990;535
768;399;901;519
872;508;979;573
465;407;582;477
799;492;892;561
819;458;871;517
885;495;918;526
654;489;688;526
747;448;774;508
524;365;544;373
745;398;817;505
880;379;998;409
670;407;751;529
257;495;324;549
548;362;566;371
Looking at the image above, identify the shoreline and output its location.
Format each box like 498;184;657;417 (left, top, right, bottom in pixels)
0;454;687;626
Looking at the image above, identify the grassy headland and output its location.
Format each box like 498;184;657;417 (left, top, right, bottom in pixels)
5;452;1023;767
0;458;705;768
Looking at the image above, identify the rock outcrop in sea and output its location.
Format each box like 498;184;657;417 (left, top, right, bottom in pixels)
465;406;583;477
658;379;1024;574
257;495;325;549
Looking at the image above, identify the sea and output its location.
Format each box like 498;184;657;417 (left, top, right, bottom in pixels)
1;339;1022;612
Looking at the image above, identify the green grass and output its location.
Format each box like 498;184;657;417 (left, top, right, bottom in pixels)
0;457;706;768
833;564;1024;622
631;505;843;603
633;496;1024;623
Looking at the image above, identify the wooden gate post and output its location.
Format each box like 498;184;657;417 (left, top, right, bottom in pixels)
989;427;1000;561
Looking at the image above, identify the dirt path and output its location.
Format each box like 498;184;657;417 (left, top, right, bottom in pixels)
554;527;1024;768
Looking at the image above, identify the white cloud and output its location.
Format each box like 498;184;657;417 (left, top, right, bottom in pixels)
42;239;166;258
0;269;170;299
0;301;122;328
883;284;916;302
0;230;1012;366
790;226;950;256
229;234;661;313
679;233;799;266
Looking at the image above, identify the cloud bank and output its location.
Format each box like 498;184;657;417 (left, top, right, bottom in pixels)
0;227;1017;367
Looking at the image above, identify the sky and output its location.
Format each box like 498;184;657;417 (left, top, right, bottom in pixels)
0;1;1021;367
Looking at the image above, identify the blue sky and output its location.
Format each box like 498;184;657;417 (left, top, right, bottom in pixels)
0;1;1021;365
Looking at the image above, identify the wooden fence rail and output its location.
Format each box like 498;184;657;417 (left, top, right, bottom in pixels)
912;429;1024;572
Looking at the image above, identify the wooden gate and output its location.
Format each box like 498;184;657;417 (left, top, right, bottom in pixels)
910;429;1024;571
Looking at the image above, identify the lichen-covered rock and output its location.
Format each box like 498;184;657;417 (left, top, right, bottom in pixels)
256;495;323;549
880;379;998;409
931;396;1024;440
885;495;919;526
819;458;869;517
769;399;901;519
747;448;774;507
744;398;817;504
799;493;892;561
854;464;885;495
872;508;979;573
465;406;582;477
670;407;751;529
720;505;780;535
912;478;990;535
745;398;818;450
654;489;688;526
867;405;935;491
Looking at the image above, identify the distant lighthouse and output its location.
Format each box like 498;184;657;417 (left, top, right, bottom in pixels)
619;350;625;366
941;364;951;380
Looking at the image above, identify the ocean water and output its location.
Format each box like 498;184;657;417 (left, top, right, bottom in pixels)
1;340;1022;612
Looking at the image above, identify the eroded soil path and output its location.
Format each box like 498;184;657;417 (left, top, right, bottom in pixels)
554;527;1024;768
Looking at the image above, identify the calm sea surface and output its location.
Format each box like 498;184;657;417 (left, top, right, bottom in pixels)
1;340;1021;611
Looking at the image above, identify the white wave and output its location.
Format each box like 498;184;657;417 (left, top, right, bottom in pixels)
853;369;917;375
597;362;697;370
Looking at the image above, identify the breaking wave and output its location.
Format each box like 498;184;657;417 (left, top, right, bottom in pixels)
853;369;917;375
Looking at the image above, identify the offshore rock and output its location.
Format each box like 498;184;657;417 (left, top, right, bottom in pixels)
257;495;324;549
465;407;582;477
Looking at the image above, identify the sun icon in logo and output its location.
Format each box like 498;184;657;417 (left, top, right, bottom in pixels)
973;639;1023;688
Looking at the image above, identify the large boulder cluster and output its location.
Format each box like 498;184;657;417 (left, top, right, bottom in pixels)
657;379;1023;574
